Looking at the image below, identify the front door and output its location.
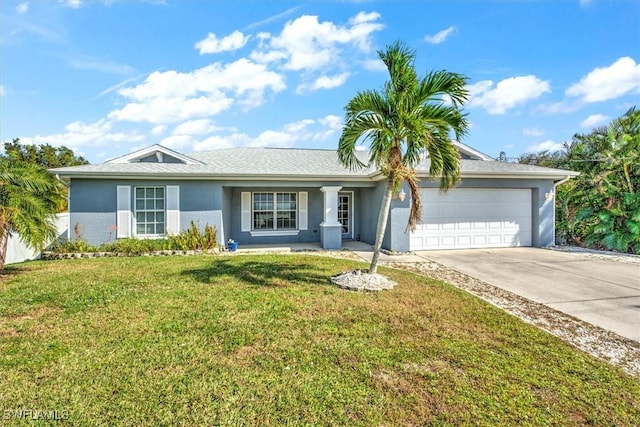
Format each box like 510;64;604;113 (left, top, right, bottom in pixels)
338;192;352;239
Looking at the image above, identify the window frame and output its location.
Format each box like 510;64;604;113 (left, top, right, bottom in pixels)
251;192;298;232
134;186;166;237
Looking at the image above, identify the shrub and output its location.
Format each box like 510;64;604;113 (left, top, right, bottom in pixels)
48;239;98;253
167;221;218;251
47;222;219;255
101;238;168;255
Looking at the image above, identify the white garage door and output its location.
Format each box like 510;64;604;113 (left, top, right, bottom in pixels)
410;188;532;250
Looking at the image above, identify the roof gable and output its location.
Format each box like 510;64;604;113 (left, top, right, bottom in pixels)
453;141;494;161
106;144;203;165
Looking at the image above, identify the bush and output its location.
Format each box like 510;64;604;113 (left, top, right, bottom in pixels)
48;222;219;255
48;239;98;253
168;221;218;251
101;238;168;255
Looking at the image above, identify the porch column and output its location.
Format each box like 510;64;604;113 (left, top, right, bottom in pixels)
320;186;342;250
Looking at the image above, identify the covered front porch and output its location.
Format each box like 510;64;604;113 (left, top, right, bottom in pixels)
221;184;379;250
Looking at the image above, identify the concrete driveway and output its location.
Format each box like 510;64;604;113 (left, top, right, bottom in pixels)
416;248;640;342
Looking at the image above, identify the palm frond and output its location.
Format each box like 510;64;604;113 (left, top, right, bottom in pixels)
337;40;469;261
0;160;64;264
419;70;469;107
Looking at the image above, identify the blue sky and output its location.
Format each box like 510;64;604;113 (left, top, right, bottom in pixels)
1;0;639;163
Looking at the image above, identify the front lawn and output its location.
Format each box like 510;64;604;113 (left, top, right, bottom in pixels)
1;255;638;425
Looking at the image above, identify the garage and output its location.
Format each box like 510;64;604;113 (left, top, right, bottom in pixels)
410;188;532;250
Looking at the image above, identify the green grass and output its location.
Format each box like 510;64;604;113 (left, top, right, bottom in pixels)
1;255;638;426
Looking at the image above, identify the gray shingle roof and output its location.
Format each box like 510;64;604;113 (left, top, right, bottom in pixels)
189;148;375;176
51;147;577;180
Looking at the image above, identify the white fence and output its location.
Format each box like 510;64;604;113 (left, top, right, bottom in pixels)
5;213;69;265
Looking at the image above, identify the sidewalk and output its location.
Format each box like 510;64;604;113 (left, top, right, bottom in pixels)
233;240;426;263
342;241;426;263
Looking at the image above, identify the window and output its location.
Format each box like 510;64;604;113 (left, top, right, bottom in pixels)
252;192;297;230
135;186;165;235
338;194;350;234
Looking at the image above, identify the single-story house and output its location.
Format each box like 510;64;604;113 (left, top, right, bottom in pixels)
50;142;578;251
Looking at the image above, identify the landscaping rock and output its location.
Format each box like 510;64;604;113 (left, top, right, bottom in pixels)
329;269;396;292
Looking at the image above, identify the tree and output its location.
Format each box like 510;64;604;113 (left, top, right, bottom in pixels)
2;138;88;168
519;107;639;253
0;160;65;269
2;139;88;213
338;41;469;273
575;107;639;253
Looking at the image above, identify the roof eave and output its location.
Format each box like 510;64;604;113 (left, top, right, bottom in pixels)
54;171;374;182
456;171;580;180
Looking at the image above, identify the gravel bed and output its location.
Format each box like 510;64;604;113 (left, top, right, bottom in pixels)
384;260;640;377
547;245;640;264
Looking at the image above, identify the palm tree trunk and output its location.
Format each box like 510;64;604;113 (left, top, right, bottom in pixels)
623;163;634;193
370;177;394;274
0;224;10;270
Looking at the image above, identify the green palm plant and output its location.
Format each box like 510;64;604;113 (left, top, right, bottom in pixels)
0;160;65;268
338;41;469;273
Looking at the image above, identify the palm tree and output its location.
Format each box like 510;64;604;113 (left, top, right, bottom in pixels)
0;160;65;269
338;41;469;273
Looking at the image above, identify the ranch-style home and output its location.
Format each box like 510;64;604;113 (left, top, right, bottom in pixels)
50;142;578;252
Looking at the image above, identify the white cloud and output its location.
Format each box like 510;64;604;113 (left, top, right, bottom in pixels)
523;127;544;137
173;119;222;135
579;0;593;6
244;6;302;31
314;114;343;141
347;12;385;51
566;57;640;103
468;75;551;114
424;26;456;44
109;58;285;123
117;70;196;101
251;12;383;71
195;31;250;54
159;134;192;150
319;114;342;130
362;58;386;72
191;115;341;151
538;100;581;114
109;96;233;124
66;54;134;75
96;72;151;98
580;113;610;129
16;22;63;41
0;85;5;96
192;135;236;151
20;119;145;151
526;139;564;153
60;0;82;8
297;72;350;93
151;125;166;135
16;2;28;14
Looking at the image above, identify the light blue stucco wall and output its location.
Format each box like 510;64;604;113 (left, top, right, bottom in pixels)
69;179;373;247
69;176;555;250
386;178;557;252
69;179;225;245
357;183;387;247
221;186;233;244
